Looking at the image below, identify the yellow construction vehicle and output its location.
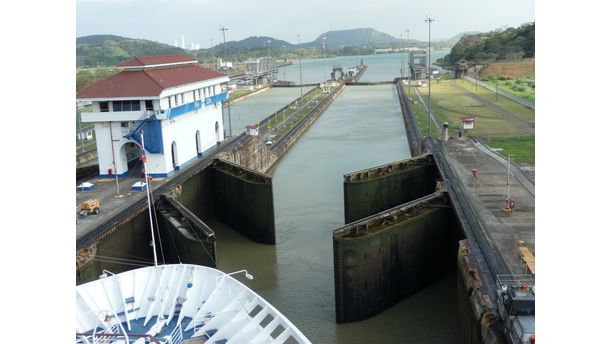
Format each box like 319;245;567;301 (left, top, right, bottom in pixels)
80;199;100;216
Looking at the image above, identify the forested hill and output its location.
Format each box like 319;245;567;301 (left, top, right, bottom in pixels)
443;23;534;64
308;28;400;48
77;35;186;67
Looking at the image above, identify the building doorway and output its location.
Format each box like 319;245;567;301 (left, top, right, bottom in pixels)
215;121;221;144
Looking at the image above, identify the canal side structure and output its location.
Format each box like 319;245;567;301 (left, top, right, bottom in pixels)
395;79;423;155
332;81;512;342
76;54;230;179
334;189;461;323
77;62;367;284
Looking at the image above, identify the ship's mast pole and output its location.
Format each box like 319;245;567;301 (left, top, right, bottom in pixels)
141;130;158;266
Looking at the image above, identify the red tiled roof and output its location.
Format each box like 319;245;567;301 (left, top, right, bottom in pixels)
117;54;197;67
460;116;476;121
77;65;226;99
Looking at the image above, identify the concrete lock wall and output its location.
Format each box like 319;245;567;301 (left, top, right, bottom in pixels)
168;158;275;245
218;135;279;174
171;160;218;220
209;160;276;244
76;210;153;285
343;157;439;224
334;207;458;323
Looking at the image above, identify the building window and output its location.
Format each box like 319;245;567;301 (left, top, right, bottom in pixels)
99;102;109;112
145;100;154;111
112;100;141;112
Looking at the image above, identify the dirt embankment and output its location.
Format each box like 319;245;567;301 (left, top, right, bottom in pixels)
479;60;534;79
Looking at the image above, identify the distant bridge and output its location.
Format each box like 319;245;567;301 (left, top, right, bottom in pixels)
245;57;278;82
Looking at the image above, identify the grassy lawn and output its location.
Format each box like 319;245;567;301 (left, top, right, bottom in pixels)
403;86;429;138
76;139;97;153
456;80;535;125
424;80;526;137
228;89;252;100
487;136;535;165
480;76;535;103
406;80;535;164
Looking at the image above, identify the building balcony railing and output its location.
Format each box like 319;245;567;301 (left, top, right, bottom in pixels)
80;92;228;123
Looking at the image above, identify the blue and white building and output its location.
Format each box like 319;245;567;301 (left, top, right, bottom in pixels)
77;55;229;178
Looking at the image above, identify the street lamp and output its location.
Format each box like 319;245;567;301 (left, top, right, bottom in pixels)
266;39;271;57
425;16;435;138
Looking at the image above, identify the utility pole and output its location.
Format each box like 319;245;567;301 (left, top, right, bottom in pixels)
425;16;435;138
400;33;404;78
219;26;231;136
406;29;410;97
210;39;215;69
322;37;327;82
297;34;303;100
219;26;228;69
496;79;499;102
506;154;512;206
282;45;286;80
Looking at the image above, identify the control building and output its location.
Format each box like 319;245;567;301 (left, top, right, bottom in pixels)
77;54;229;178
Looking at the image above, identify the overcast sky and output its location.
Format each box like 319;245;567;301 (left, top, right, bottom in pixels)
76;0;534;46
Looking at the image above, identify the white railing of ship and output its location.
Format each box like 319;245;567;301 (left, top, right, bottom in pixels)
192;313;215;335
92;312;130;344
93;322;119;344
161;323;183;344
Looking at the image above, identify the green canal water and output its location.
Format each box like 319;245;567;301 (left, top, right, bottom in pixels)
279;49;451;84
223;86;313;135
212;85;459;343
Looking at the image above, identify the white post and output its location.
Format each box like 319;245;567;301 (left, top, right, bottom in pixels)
141;130;158;266
109;122;120;196
506;154;511;202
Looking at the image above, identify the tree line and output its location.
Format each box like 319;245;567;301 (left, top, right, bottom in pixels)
442;23;534;65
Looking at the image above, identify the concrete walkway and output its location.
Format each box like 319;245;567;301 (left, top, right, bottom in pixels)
442;138;535;275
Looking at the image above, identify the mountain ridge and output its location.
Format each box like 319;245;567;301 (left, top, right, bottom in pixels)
77;28;462;67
